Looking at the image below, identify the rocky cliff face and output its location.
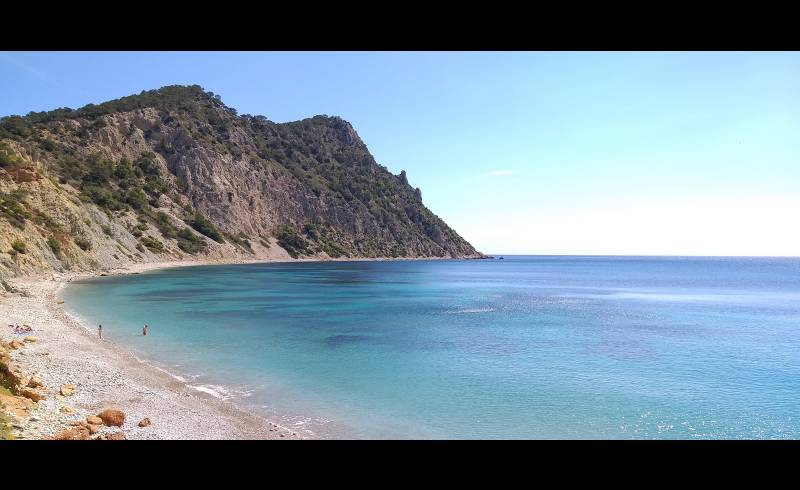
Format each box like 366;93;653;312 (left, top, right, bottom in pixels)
0;85;481;278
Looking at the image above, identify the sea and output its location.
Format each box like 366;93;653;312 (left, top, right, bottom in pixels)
62;256;800;439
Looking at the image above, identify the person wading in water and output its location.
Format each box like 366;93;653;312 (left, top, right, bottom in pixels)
143;324;148;336
98;324;103;340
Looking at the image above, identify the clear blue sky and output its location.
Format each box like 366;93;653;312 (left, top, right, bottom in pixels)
2;51;799;255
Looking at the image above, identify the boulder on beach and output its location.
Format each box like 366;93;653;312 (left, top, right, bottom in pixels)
105;431;126;440
60;384;76;396
138;417;151;428
98;408;125;427
19;387;45;402
8;340;24;350
52;427;91;440
23;336;38;343
87;424;101;434
60;405;77;414
86;415;103;425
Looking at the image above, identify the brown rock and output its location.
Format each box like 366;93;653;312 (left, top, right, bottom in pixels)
86;415;103;425
8;340;23;350
19;387;45;402
138;417;151;428
52;427;90;440
87;424;101;434
27;376;43;388
60;405;77;414
105;431;126;440
98;408;125;427
8;368;25;386
60;384;76;396
14;167;41;183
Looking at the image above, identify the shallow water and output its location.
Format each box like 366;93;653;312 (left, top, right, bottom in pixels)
63;256;800;439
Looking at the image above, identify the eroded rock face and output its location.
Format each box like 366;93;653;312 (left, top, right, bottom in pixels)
0;85;482;278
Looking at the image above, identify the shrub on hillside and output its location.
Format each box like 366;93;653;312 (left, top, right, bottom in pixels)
189;213;223;243
176;227;207;254
11;239;26;254
47;236;61;255
0;191;30;229
0;142;24;168
140;236;164;252
75;237;92;251
276;225;311;258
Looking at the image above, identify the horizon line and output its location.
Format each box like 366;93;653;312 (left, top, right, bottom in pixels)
482;253;800;258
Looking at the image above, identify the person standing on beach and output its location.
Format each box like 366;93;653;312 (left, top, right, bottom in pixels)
98;324;103;340
143;324;148;336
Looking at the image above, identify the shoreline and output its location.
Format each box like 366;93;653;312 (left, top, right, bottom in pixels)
1;254;476;440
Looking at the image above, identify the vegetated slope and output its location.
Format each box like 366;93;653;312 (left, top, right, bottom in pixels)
0;85;481;278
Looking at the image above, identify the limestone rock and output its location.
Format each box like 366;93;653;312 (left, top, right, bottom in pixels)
60;384;76;396
86;415;103;425
27;376;43;388
23;336;38;343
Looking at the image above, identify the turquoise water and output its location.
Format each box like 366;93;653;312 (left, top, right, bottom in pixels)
63;256;800;439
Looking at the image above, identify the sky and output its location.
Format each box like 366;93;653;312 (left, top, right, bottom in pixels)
1;51;798;256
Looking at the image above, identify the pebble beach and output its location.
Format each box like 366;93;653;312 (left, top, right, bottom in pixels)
0;260;307;440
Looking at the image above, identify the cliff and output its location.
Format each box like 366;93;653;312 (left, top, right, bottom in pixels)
0;85;481;278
